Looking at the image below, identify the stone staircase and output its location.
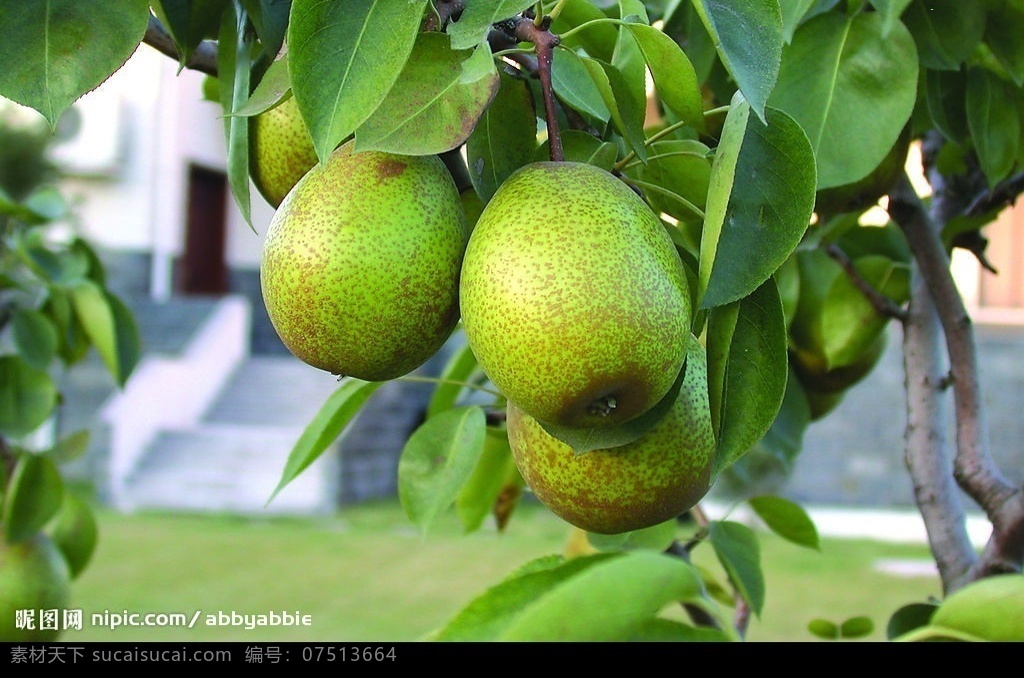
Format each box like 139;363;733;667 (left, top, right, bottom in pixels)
98;294;347;515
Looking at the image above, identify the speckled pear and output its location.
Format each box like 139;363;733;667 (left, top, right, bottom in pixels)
260;140;469;381
0;532;71;641
249;94;318;208
459;161;691;429
506;337;715;534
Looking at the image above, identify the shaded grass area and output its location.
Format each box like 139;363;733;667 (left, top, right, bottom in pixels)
64;500;941;642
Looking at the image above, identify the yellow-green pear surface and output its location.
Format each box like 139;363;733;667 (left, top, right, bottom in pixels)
261;140;469;381
0;532;71;641
460;161;691;429
506;337;715;534
249;94;318;208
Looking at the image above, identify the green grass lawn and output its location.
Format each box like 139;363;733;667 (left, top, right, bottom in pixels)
62;499;941;643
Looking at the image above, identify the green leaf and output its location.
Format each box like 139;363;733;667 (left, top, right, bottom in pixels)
398;406;487;536
355;36;500;155
580;57;648;162
868;0;914;36
886;602;938;640
218;0;254;227
924;67;969;144
691;0;783;122
699;99;814;308
549;0;618;63
69;281;137;387
966;66;1022;188
499;551;706;641
709;520;765;616
706;277;789;479
234;55;292;117
153;0;230;68
0;0;150;127
808;618;840;639
447;0;535;50
625;23;704;130
432;554;607;640
3;453;64;543
895;575;1024;642
551;48;611;124
11;309;58;371
46;430;92;465
769;11;918;189
466;68;537;203
426;337;483;418
985;0;1024;86
901;0;985;70
288;0;427;161
748;495;820;549
779;0;817;43
0;357;58;439
820;255;910;368
240;0;291;62
586;519;679;553
46;491;98;579
269;379;382;502
455;426;516;533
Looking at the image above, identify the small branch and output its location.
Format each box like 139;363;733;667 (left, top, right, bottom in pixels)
143;15;219;77
963;170;1024;218
824;243;909;322
422;0;464;32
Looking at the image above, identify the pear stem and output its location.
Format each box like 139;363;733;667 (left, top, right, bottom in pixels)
511;17;564;162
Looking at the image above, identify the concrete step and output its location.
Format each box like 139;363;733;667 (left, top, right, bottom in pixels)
121;424;338;515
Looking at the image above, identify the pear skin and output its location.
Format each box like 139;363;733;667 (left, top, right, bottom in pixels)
0;532;71;641
460;161;691;429
260;141;469;380
249;94;319;208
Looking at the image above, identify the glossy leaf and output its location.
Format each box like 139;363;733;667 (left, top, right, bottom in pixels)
398;406;487;536
269;379;382;502
985;0;1024;86
69;281;139;387
821;255;910;369
240;0;291;61
46;491;98;579
499;551;706;641
549;0;617;63
552;48;611;124
3;453;64;543
886;602;939;640
234;56;291;117
779;0;817;43
901;0;985;70
426;336;484;418
447;0;534;50
11;309;58;371
691;0;783;122
966;67;1022;188
0;0;150;127
895;575;1024;641
748;495;819;549
769;11;918;189
217;1;253;226
631;139;711;227
709;520;765;616
699;98;815;309
355;35;500;155
706;277;788;478
288;0;427;161
153;0;230;68
455;426;517;533
0;357;58;439
466;69;537;203
867;0;913;36
924;68;969;145
580;57;648;161
625;24;704;129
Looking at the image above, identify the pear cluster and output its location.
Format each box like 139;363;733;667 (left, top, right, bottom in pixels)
459;162;716;535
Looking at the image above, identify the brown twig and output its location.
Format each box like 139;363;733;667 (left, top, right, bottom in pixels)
142;14;219;77
824;243;909;322
509;17;563;162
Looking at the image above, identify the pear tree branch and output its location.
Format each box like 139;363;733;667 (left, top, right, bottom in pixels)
142;15;219;77
503;16;563;162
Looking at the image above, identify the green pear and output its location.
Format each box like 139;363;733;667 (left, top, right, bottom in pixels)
460;161;692;429
260;140;469;381
0;532;71;641
506;336;715;535
249;94;319;208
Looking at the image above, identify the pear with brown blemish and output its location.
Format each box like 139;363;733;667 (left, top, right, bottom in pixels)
260;140;469;381
506;336;715;535
459;161;691;429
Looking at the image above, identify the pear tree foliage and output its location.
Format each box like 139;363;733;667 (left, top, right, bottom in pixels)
1;0;1023;642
